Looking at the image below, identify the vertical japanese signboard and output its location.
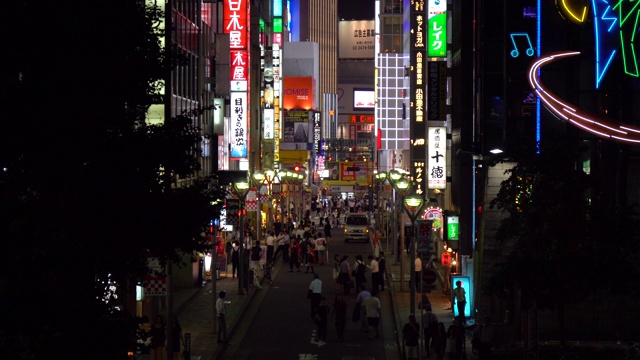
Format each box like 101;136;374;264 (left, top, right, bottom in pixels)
411;0;428;195
427;0;447;58
428;126;446;189
225;0;249;159
230;92;248;158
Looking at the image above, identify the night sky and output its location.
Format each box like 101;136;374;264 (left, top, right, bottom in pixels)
338;0;375;20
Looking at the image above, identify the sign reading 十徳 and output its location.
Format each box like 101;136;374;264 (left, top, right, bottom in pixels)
427;0;447;58
428;127;447;189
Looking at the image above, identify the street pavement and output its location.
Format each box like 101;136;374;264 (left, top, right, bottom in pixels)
138;231;473;360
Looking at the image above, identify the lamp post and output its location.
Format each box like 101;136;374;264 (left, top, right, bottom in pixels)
251;170;266;243
393;177;411;293
374;171;388;236
232;178;250;295
402;193;427;316
264;169;276;231
387;169;404;266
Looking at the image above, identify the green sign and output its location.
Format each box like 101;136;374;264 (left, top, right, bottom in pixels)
447;216;459;240
427;0;447;58
273;17;283;33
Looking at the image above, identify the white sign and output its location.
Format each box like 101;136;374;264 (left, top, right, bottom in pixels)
263;108;274;139
338;20;375;59
428;127;447;189
230;92;248;159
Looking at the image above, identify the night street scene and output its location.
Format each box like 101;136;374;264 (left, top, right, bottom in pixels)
2;0;640;359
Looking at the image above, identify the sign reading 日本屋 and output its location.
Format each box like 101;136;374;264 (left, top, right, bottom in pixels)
427;0;447;58
224;0;248;49
428;127;447;189
230;92;248;159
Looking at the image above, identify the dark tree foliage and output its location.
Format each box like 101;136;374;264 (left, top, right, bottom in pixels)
0;1;225;358
488;135;640;342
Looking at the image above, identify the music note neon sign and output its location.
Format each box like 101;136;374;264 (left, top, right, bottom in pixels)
510;32;535;58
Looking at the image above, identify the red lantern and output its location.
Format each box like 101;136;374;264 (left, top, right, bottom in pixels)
441;252;452;267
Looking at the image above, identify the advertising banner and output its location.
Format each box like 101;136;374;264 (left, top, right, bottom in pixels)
339;20;375;59
283;77;314;110
411;0;428;196
427;0;447;57
223;0;248;49
427;61;447;121
230;92;248;159
281;110;311;150
428;127;447;189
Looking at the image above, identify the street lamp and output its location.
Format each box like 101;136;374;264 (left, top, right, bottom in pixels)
387;169;404;265
264;169;276;231
403;193;427;315
391;175;411;292
374;171;388;235
251;170;266;244
232;178;250;295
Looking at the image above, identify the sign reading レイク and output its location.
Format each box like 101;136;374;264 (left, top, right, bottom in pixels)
427;0;447;58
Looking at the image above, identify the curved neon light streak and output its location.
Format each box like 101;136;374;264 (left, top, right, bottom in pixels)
528;51;640;144
561;0;588;23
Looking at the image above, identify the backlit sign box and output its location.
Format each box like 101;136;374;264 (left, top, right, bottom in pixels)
230;92;248;159
427;0;447;58
283;77;314;110
353;89;375;109
428;127;447;189
224;0;248;50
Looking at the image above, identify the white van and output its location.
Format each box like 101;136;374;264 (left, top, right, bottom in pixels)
343;213;371;243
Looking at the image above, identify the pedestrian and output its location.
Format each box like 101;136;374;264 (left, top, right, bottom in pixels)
216;290;230;345
314;296;330;342
353;255;367;292
288;236;301;272
452;280;467;323
273;231;286;263
450;318;466;359
402;314;420;360
300;235;310;269
265;231;275;263
414;254;422;291
364;293;381;339
472;316;494;359
315;232;327;265
355;284;371;333
433;322;447;360
324;218;332;241
367;254;381;296
339;255;353;295
332;293;348;342
377;251;386;291
169;315;184;360
308;273;322;320
306;239;317;274
420;302;439;357
333;254;341;290
250;240;262;271
150;314;166;360
230;241;240;278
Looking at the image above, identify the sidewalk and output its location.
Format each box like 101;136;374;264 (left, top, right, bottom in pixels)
138;264;266;360
382;238;476;360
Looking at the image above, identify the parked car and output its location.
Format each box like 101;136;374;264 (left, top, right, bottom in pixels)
343;213;371;243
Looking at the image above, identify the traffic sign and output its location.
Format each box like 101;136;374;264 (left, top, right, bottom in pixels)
423;269;437;285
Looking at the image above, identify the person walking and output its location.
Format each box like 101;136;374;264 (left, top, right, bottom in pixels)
273;230;286;263
414;254;422;292
367;255;381;296
265;231;275;263
150;315;166;360
355;284;371;333
377;251;386;291
216;291;230;345
421;303;439;357
353;255;367;292
364;293;381;339
452;280;467;323
288;237;301;272
324;218;332;242
332;254;341;290
472;316;494;360
308;273;323;320
433;322;447;360
169;315;184;360
230;242;240;278
314;296;330;342
402;314;420;360
339;255;352;295
315;232;327;265
332;293;348;342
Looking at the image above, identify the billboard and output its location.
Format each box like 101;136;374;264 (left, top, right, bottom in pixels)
281;110;311;150
223;0;248;49
353;88;375;109
283;77;314;110
229;92;248;159
411;0;428;196
428;127;447;189
427;0;447;57
339;20;375;59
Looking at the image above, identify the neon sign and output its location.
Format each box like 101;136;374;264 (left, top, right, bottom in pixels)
528;51;640;144
509;32;534;58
